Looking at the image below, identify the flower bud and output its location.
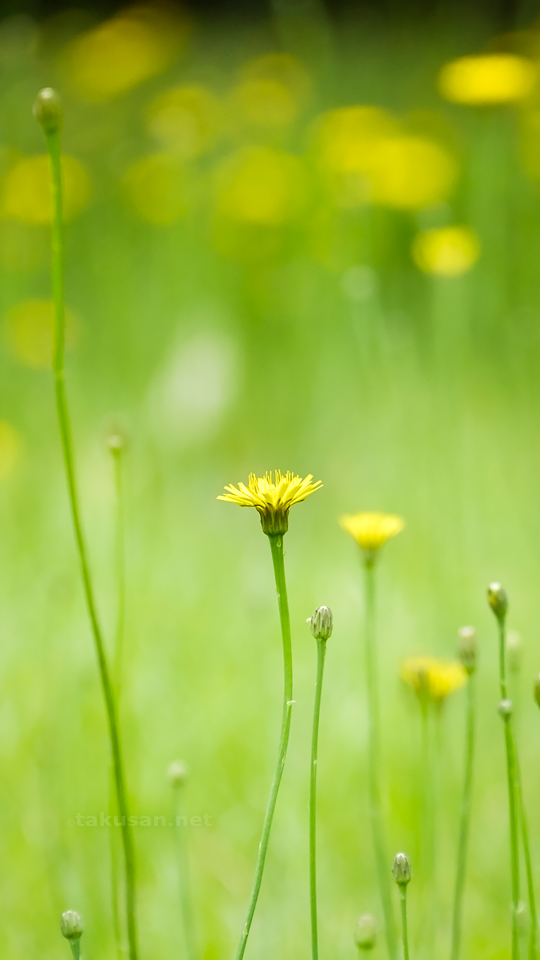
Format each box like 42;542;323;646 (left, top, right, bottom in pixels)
355;914;377;951
533;674;540;709
167;759;189;787
498;698;513;722
33;87;62;135
392;852;411;886
487;582;508;620
457;626;477;673
307;606;333;641
515;901;527;933
507;630;522;673
60;910;84;940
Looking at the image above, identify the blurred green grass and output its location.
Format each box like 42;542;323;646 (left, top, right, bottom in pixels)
1;4;540;960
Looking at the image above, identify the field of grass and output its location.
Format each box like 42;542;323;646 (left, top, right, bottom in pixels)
1;3;540;959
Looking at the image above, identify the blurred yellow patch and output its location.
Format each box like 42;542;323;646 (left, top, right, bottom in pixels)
401;656;467;705
234;52;311;130
2;155;91;224
369;136;457;209
215;146;308;225
412;226;480;276
147;85;222;158
0;222;48;272
439;54;536;105
0;420;21;480
314;105;400;175
123;153;188;224
59;4;188;102
3;299;78;369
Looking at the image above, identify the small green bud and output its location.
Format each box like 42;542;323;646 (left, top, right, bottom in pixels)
60;910;84;940
457;626;477;673
498;698;513;722
533;674;540;709
33;87;62;135
355;914;377;951
487;582;508;620
167;759;189;786
392;852;411;886
107;432;125;454
515;901;527;932
507;630;522;673
307;606;333;641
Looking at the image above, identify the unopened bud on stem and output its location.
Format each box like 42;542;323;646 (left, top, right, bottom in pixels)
498;699;513;722
457;626;477;673
168;759;189;787
307;606;333;641
33;87;62;135
355;914;377;950
487;582;508;621
60;910;84;940
392;852;411;887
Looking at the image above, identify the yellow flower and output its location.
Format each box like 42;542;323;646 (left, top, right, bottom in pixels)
438;54;536;106
340;512;404;555
2;155;91;224
412;225;480;276
218;470;322;535
401;656;467;705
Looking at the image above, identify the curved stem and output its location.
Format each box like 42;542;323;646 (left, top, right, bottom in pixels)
44;127;139;960
364;559;397;960
450;672;476;960
234;533;294;960
309;639;327;960
498;619;521;960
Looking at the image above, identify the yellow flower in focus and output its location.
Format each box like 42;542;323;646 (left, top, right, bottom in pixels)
2;155;91;224
123;154;188;224
3;299;78;369
412;226;480;276
438;54;536;105
219;470;323;535
401;656;467;705
146;85;222;158
215;146;308;225
0;420;21;480
340;512;405;553
58;4;188;102
368;136;457;210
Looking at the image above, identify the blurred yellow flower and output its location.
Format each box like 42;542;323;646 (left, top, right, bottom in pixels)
315;105;400;174
438;53;536;105
147;85;222;158
0;420;21;480
368;136;457;209
123;153;188;224
401;656;467;705
3;299;78;369
0;222;48;272
412;225;480;276
58;3;188;102
233;52;311;130
2;155;91;224
340;512;405;552
219;470;322;536
215;146;308;225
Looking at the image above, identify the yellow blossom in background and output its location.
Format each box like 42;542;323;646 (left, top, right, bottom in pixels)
412;225;480;276
219;470;322;535
123;153;188;225
0;222;48;272
2;155;91;224
3;299;78;369
340;512;405;552
438;53;536;105
0;420;21;480
58;3;188;102
215;146;308;225
368;136;457;209
146;85;222;158
401;656;467;705
230;53;311;132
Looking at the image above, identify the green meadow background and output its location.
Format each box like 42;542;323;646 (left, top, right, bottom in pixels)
1;3;540;959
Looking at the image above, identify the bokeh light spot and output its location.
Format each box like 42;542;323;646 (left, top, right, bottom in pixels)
438;53;536;105
123;153;188;224
412;225;480;276
2;155;91;224
147;85;222;158
369;136;457;209
215;146;308;225
3;299;78;368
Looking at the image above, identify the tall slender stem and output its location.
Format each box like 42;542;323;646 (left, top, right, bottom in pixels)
515;748;538;960
498;618;521;960
68;941;81;960
398;888;410;960
309;638;327;960
450;673;476;960
234;533;294;960
43;121;139;960
364;559;397;960
173;786;198;960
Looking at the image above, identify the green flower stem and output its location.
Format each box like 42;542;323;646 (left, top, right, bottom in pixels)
498;618;521;960
43;123;139;960
364;558;397;960
234;533;294;960
173;785;198;960
450;671;476;960
420;702;435;953
110;442;126;960
68;941;81;960
398;886;411;960
309;636;327;960
515;750;538;960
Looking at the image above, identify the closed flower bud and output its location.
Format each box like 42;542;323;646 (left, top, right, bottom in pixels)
33;87;62;135
168;760;189;786
533;674;540;709
487;582;508;620
60;910;84;940
392;852;411;886
457;626;477;673
507;630;522;673
355;914;377;950
498;698;513;721
307;606;333;641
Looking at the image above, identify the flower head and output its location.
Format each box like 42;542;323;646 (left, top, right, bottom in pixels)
401;656;467;706
340;511;404;560
438;53;535;106
218;470;322;535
